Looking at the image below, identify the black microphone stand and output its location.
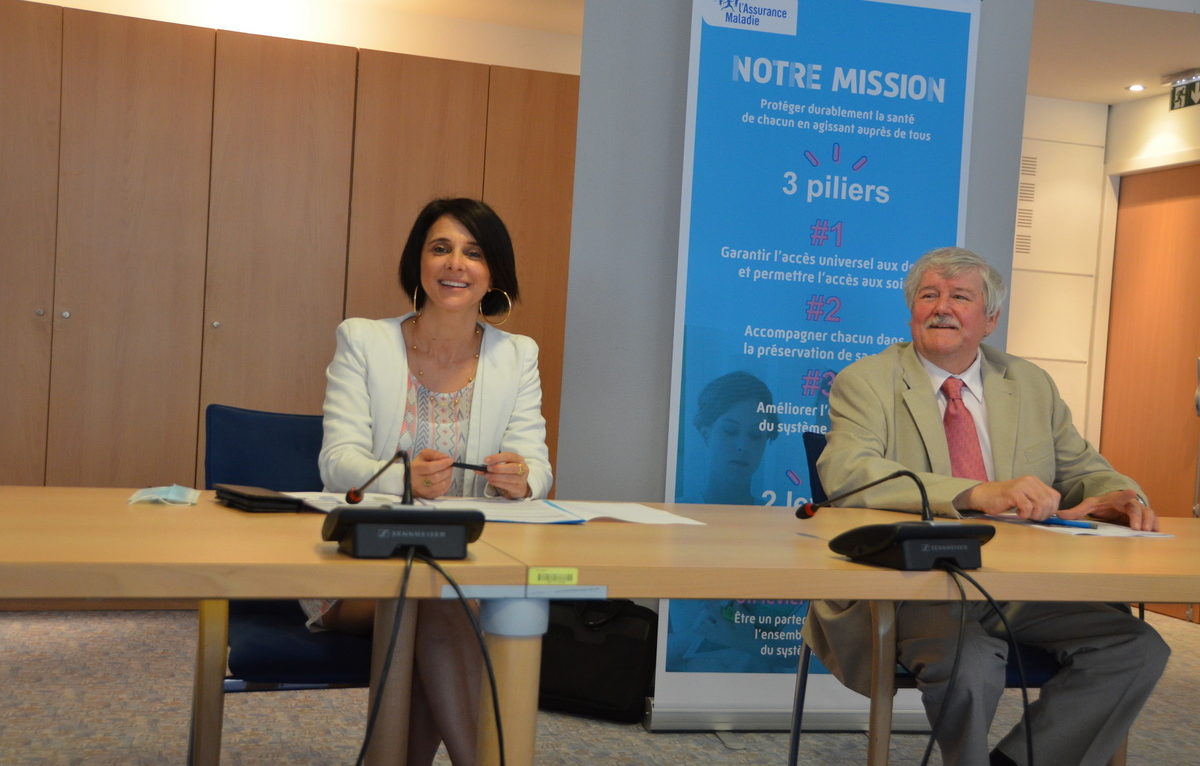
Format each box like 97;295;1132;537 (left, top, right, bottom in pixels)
797;469;932;521
345;449;413;505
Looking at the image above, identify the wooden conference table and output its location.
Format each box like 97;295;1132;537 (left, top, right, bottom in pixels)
486;502;1200;604
3;486;1200;765
0;486;531;766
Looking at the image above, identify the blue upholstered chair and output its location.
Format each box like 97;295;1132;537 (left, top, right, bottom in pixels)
787;430;1128;766
801;430;829;505
203;403;372;692
204;404;324;493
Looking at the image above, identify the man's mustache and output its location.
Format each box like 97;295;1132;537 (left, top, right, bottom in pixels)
926;317;960;329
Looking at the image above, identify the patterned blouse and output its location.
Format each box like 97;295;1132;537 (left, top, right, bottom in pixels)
302;374;475;630
398;374;475;497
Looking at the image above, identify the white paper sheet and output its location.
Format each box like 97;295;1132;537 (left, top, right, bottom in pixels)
986;512;1174;538
286;492;703;525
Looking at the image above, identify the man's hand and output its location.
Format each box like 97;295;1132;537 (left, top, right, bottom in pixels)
1057;489;1159;531
954;476;1061;519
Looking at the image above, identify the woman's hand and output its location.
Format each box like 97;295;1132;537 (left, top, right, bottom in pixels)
411;449;454;498
483;452;531;499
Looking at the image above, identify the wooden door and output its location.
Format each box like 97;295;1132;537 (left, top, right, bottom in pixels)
199;31;356;484
1102;162;1200;621
47;10;213;488
0;0;60;485
482;67;580;477
345;51;488;320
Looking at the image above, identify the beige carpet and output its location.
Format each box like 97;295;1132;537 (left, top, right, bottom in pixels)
1;609;1197;764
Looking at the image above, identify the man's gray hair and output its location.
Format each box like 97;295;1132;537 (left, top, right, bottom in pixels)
902;246;1007;317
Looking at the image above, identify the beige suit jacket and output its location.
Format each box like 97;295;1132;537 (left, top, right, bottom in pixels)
802;342;1142;695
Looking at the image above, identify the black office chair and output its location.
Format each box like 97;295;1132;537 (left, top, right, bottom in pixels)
788;430;1129;766
203;403;372;692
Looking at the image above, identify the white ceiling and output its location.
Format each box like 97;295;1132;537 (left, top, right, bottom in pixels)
414;0;1200;106
378;0;584;35
1031;0;1200;104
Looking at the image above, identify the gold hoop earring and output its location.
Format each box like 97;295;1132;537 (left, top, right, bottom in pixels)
481;289;512;326
411;284;422;315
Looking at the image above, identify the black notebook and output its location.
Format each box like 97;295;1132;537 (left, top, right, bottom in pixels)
214;484;307;513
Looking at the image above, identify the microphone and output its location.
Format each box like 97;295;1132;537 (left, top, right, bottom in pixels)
796;470;994;570
796;469;932;521
326;449;485;560
345;449;413;505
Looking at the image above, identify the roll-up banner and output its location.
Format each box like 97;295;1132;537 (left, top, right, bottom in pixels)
654;0;979;729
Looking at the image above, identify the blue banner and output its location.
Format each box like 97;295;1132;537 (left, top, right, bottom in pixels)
663;0;976;680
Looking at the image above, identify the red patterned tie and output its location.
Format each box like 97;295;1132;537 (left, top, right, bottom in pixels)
941;377;988;481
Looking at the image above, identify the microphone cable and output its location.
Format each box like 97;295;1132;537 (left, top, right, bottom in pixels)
417;552;507;766
353;549;507;766
941;562;1036;766
355;546;416;766
917;567;969;766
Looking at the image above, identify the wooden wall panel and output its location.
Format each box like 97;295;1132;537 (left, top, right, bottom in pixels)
482;67;579;481
47;10;213;487
346;51;489;320
0;0;61;485
1103;162;1200;622
200;32;356;446
2;2;580;490
1101;163;1200;519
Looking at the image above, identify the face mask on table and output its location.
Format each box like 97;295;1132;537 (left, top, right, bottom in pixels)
128;484;201;505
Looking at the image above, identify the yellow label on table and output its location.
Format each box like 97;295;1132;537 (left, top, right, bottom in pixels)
528;567;579;586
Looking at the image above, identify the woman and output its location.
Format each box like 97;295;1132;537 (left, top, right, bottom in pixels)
313;197;553;765
691;370;778;505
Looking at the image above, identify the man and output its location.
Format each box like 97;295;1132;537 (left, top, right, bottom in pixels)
802;247;1169;766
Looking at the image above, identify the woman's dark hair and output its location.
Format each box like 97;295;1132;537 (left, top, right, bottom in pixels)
398;198;520;316
693;371;779;441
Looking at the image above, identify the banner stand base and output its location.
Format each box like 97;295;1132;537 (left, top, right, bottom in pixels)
644;699;930;732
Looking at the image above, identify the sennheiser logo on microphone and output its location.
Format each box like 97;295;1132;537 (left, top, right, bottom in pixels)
377;528;448;540
920;542;971;553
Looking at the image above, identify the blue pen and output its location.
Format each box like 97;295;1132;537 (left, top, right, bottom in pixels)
1040;516;1098;529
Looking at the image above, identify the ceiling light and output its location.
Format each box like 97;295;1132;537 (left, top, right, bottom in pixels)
1127;84;1146;92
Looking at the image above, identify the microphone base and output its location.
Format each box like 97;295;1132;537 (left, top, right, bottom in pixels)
321;508;486;560
850;536;984;570
337;523;472;559
829;521;995;571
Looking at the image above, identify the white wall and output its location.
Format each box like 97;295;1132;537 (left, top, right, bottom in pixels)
1107;92;1200;176
555;0;692;502
1008;97;1110;442
1012;92;1200;444
28;0;583;74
